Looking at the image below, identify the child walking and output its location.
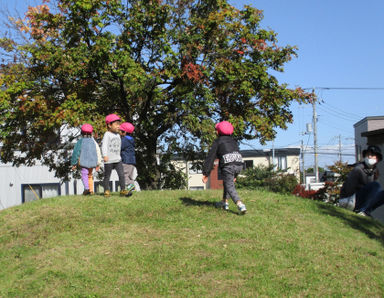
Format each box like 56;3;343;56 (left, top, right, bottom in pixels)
202;121;247;214
120;122;137;195
101;114;128;197
71;123;102;195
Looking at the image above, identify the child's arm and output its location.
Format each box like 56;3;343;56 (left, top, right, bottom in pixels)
101;133;109;162
202;139;219;178
94;138;102;171
70;139;83;169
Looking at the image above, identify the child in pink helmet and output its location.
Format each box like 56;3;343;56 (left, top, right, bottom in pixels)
101;114;128;197
120;122;137;195
202;121;247;214
71;123;102;195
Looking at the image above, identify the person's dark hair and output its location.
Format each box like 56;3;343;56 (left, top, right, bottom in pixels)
363;145;383;161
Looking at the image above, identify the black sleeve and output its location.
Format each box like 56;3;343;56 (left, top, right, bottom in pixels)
202;139;219;176
340;167;364;197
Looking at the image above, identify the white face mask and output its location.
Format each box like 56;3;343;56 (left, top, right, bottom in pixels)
364;157;377;167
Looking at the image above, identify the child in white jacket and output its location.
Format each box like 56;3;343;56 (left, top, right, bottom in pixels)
101;114;128;197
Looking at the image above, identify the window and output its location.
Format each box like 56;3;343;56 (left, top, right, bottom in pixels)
278;156;287;170
22;183;61;203
188;162;202;174
272;156;287;170
243;160;254;169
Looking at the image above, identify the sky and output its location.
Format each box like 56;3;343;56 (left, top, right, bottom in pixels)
2;0;384;168
228;0;384;168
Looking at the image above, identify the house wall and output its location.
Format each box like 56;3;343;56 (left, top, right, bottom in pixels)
0;162;120;211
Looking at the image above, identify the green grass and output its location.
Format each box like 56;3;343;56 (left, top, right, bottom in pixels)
1;189;384;296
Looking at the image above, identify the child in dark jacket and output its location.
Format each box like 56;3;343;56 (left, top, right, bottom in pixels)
120;122;137;194
202;121;247;214
71;124;101;195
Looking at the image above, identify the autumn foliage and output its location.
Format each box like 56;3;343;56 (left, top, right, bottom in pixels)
0;0;314;188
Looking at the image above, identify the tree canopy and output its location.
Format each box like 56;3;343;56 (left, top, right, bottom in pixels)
0;0;314;189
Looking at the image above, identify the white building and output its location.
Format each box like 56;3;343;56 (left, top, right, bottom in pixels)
0;161;121;210
173;148;301;190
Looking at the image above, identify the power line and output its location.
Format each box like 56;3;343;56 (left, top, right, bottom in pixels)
318;103;361;122
317;105;358;122
321;101;362;119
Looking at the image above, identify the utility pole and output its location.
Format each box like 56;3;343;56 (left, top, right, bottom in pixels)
338;134;342;162
272;140;275;171
301;139;305;184
312;97;319;183
301;123;312;186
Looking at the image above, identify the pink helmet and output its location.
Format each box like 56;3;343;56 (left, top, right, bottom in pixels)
215;121;234;135
105;114;121;124
81;123;93;134
120;122;135;133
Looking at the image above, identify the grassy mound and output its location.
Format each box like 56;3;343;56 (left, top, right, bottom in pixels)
1;189;384;296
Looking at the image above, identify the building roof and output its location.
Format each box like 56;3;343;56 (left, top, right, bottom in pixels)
361;128;384;137
171;147;300;161
354;116;384;128
240;148;300;157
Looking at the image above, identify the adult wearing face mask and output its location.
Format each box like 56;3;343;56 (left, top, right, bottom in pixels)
339;145;384;216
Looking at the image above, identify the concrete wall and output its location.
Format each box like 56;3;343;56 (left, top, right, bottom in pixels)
0;162;120;211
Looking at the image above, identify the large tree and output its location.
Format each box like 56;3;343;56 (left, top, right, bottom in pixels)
0;0;313;189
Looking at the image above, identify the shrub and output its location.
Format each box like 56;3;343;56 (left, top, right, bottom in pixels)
314;161;352;203
314;181;340;203
236;165;274;190
265;174;298;194
292;184;317;199
237;165;298;194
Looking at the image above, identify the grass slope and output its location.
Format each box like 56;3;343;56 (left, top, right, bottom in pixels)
1;189;384;297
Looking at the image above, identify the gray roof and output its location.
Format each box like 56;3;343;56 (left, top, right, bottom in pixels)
361;128;384;137
240;148;300;157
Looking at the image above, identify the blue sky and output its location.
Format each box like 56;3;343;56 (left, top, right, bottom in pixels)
229;0;384;168
4;0;384;168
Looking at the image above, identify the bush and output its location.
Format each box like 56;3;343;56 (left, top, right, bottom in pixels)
236;165;274;190
315;161;352;203
292;184;317;199
265;174;298;194
237;165;298;194
314;181;340;203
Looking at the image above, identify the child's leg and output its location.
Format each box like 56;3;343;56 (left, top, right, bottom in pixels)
81;167;90;190
222;181;230;203
125;165;135;185
123;164;134;186
221;165;241;205
88;168;94;193
103;164;113;191
115;161;126;191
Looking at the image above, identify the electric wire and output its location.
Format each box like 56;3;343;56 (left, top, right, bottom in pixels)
317;105;358;122
321;101;362;120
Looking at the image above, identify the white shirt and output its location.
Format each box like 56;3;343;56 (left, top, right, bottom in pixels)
101;131;122;164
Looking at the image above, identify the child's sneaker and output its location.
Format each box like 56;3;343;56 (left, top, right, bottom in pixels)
83;189;91;196
237;202;247;214
127;184;135;192
104;190;110;197
120;190;129;197
215;201;229;210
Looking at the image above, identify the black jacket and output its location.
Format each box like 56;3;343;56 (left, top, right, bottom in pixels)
202;135;243;176
340;162;377;198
